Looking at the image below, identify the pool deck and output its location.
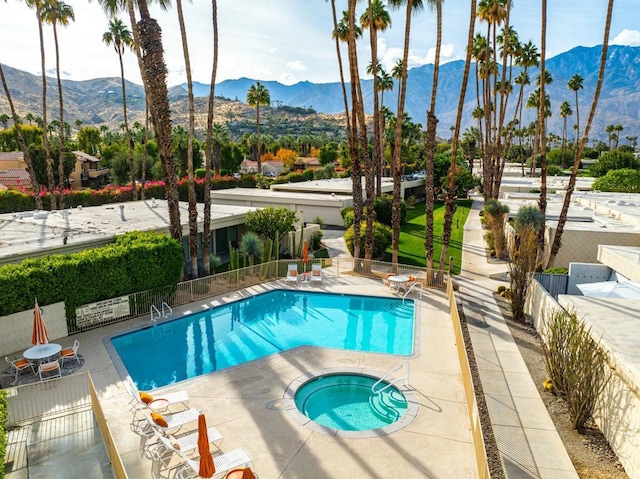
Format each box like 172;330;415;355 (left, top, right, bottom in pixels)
74;274;478;478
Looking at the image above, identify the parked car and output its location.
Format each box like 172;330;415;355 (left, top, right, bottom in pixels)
233;172;242;179
412;171;426;179
264;171;277;178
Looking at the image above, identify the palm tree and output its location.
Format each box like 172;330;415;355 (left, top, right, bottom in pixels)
103;18;137;200
175;0;199;278
25;112;35;125
0;63;42;208
567;73;584;143
536;0;548;258
559;101;573;169
605;124;615;150
439;0;477;271
0;113;9;129
210;123;228;175
26;0;57;209
246;82;270;175
377;68;393;192
548;0;615;268
613;123;623;149
425;0;443;273
202;0;219;277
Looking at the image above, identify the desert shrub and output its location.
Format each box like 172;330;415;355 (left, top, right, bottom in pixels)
514;205;545;232
343;221;392;259
509;225;539;321
484;199;509;258
311;230;323;250
541;309;611;431
592;168;640;193
542;267;568;275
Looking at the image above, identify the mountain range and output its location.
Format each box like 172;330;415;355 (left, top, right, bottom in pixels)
1;44;639;141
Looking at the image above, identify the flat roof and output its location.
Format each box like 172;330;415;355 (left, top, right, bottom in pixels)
0;200;256;264
211;187;352;205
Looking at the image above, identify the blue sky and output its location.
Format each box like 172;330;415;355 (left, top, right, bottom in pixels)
1;0;639;87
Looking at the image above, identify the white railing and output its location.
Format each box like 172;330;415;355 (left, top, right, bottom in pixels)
150;304;161;322
371;360;410;395
161;301;172;319
403;282;423;301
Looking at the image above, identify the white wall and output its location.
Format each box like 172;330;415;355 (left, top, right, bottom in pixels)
0;302;68;357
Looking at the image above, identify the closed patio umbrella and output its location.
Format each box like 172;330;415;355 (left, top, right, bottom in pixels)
302;239;308;273
197;414;215;478
31;300;49;347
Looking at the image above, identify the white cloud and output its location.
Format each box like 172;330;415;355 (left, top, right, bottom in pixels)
286;60;308;72
279;72;296;85
268;47;278;54
376;38;456;73
424;43;456;64
611;29;640;46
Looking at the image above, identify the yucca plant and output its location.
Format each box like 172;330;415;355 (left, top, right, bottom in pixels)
240;232;263;273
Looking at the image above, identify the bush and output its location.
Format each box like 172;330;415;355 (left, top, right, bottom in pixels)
546;165;564;176
343;221;392;259
311;230;323;250
592;168;640;193
542;267;568;275
0;231;183;327
589;150;638;177
373;194;406;227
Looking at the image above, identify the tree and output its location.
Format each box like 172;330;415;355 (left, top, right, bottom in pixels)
244;207;297;243
77;126;102;155
548;0;615;268
210;123;228;175
484;199;509;258
559;101;573;169
592;168;640;193
536;0;549;262
103;17;137;200
0;113;8;129
246;82;270;175
567;74;584;143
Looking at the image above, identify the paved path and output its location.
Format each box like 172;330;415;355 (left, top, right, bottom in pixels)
457;199;579;479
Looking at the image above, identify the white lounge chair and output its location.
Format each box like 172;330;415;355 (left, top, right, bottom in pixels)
285;263;299;285
173;447;254;479
125;378;190;411
151;428;223;463
310;263;323;283
143;407;202;435
6;356;35;382
60;339;80;366
37;359;61;381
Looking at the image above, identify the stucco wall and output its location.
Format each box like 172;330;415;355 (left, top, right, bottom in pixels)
0;302;68;357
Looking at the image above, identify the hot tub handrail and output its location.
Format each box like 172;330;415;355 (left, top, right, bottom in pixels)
371;360;410;395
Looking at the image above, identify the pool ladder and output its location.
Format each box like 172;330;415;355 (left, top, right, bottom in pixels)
150;302;173;323
371;360;410;395
403;282;423;301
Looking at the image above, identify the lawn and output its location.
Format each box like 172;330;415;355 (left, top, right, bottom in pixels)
385;199;474;274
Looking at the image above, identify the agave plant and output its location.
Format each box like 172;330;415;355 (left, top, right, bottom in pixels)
240;232;263;269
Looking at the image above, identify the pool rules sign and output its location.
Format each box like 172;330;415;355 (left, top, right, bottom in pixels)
76;296;130;328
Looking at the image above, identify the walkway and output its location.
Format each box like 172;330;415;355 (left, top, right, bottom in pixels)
457;198;578;478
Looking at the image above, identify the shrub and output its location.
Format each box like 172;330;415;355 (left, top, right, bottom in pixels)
311;230;323;250
541;309;611;431
542;267;568;275
589;150;638;177
546;164;564;176
373;194;406;227
343;221;392;259
592;168;640;193
497;285;506;293
509;225;539;321
514;205;545;233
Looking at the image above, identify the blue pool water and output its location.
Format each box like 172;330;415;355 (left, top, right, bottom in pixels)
295;374;408;431
111;290;414;390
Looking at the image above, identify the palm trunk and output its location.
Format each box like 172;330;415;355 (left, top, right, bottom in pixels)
438;0;477;271
548;0;614;268
0;62;42;209
537;0;548;261
425;0;442;273
574;89;580;143
36;5;56;210
255;105;262;174
53;22;66;209
141;100;149;200
118;51;137;201
202;0;219;277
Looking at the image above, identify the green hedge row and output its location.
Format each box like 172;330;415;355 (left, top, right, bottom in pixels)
0;389;6;479
0;231;183;326
0;175;257;214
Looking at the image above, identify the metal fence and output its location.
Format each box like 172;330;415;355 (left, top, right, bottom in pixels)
533;273;568;300
69;257;448;334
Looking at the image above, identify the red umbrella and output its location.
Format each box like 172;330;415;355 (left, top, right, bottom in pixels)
31;301;49;346
302;239;308;272
197;414;215;478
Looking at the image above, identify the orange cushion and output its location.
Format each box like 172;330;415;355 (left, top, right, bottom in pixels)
312;270;321;276
151;412;168;428
408;275;416;282
14;358;30;368
41;362;59;372
140;392;154;404
61;348;74;357
290;270;297;276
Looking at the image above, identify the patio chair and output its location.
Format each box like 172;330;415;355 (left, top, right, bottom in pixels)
59;339;80;366
151;431;223;466
143;407;202;435
37;359;61;381
5;356;35;382
125;378;190;412
173;447;254;479
310;263;323;283
285;263;299;285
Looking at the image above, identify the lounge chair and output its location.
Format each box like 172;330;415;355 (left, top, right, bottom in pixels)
285;263;299;285
310;263;323;283
125;378;190;411
173;447;254;479
37;359;61;381
143;407;202;435
6;356;35;382
59;339;80;366
151;428;223;464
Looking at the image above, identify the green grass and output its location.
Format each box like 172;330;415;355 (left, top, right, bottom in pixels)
384;200;473;274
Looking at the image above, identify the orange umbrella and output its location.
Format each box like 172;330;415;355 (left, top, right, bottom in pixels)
31;301;49;346
197;414;215;478
302;239;308;272
225;467;256;479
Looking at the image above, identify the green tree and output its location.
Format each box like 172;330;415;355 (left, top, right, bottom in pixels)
589;150;638;177
559;100;572;169
592;168;640;193
244;206;297;243
246;81;270;175
77;126;102;155
567;73;584;142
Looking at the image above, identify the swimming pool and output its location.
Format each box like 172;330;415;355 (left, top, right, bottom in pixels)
111;290;415;390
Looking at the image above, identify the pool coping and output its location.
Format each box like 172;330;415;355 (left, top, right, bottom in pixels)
279;366;419;439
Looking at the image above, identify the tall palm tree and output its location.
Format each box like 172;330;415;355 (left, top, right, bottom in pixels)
536;0;548;259
548;0;615;268
425;0;443;273
559;101;572;169
210;123;228;175
439;0;477;271
26;0;57;209
175;0;198;278
377;68;393;191
613;123;623;149
567;73;584;143
246;82;270;175
202;0;219;276
103;18;137;200
0;63;42;208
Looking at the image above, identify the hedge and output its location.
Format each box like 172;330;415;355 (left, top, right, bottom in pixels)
0;175;257;214
0;231;183;327
0;389;6;479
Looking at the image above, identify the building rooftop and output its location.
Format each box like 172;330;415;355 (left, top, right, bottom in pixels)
0;199;256;265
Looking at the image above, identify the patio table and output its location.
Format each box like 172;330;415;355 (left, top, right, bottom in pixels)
24;343;62;365
387;275;409;292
